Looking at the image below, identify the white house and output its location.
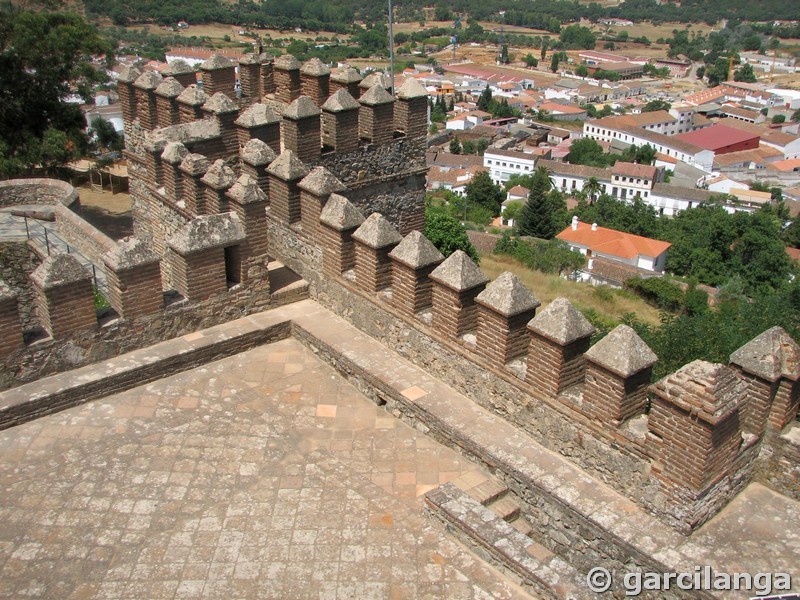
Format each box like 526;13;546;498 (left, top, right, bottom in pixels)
483;148;537;186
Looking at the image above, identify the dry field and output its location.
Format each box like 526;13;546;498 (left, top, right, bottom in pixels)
479;254;664;326
125;23;348;45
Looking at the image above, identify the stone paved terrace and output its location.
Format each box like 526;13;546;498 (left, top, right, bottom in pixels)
0;335;529;599
0;299;799;599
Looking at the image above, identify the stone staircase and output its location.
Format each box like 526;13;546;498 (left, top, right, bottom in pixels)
452;471;534;537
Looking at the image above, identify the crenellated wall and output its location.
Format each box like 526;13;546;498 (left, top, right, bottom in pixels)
0;53;797;554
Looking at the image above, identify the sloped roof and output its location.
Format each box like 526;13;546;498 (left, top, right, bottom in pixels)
556;221;670;260
675;124;759;151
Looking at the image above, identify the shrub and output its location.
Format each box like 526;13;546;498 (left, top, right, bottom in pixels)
624;277;684;311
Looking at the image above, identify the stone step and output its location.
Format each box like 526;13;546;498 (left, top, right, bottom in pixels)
509;515;534;537
489;495;521;522
469;478;508;506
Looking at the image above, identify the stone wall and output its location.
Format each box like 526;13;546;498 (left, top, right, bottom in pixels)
0;179;79;208
54;204;117;269
0;242;41;332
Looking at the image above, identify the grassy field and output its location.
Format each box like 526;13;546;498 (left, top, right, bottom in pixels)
479;254;664;327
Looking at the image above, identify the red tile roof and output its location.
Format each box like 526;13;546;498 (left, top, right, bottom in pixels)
557;221;671;260
675;124;760;151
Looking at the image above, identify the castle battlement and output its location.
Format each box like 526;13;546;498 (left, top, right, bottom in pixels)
0;53;797;545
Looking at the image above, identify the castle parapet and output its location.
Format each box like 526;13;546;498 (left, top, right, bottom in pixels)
132;71;163;131
259;54;276;97
0;282;23;360
352;213;402;293
31;254;96;339
199;53;236;98
166;213;247;300
273;54;302;104
298;166;347;239
359;84;395;145
430;250;489;340
235;103;281;153
201;92;240;157
388;231;444;317
161;142;190;201
319;194;365;278
226;174;270;264
282;96;322;163
178;153;211;215
176;85;208;124
117;65;142;130
526;298;595;396
300;58;331;107
238;53;262;102
154;77;184;128
266;150;309;227
240;139;276;195
201;159;237;214
396;78;429;140
475;272;540;369
321;90;360;153
330;66;362;99
730;327;800;435
102;237;163;319
162;59;197;89
648;360;748;530
583;325;656;425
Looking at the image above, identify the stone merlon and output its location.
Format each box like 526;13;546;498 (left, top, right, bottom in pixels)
651;360;746;425
234;103;280;127
144;119;221;153
103;236;160;271
298;167;347;197
31;254;91;289
202;92;239;114
133;70;163;91
274;54;301;71
476;272;540;317
167;212;246;256
179;153;211;177
397;78;428;100
201;160;237;190
240;139;277;166
301;57;331;76
352;213;402;248
389;231;444;269
267;150;310;181
585;324;657;378
527;297;595;345
201;53;234;70
238;53;262;66
163;59;195;76
117;65;143;84
161;141;189;165
430;250;489;292
283;95;322;120
320;194;365;231
322;90;360;113
730;326;800;382
360;84;394;107
360;72;391;90
331;66;362;84
154;77;184;98
176;85;208;106
226;174;267;205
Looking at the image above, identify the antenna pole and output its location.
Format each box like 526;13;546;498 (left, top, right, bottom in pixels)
388;0;395;96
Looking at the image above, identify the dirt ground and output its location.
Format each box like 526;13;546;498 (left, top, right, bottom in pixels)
75;185;133;240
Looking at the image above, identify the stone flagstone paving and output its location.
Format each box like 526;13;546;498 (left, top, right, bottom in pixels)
0;338;530;599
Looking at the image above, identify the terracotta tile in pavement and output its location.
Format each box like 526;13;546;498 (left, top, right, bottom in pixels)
0;339;529;600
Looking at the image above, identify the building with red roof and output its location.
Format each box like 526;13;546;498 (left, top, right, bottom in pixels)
675;124;760;156
557;217;671;273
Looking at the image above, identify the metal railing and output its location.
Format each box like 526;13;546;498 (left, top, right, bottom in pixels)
23;216;110;298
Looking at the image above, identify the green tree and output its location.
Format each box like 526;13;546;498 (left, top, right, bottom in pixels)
424;207;480;262
449;138;462;154
523;54;538;67
517;166;560;239
550;52;561;73
565;138;615;168
461;139;475;154
642;99;672;112
465;170;504;216
89;116;122;152
476;138;489;155
772;114;786;124
734;63;757;83
575;64;589;77
0;9;113;177
792;108;800;123
477;85;493;111
584;177;602;203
